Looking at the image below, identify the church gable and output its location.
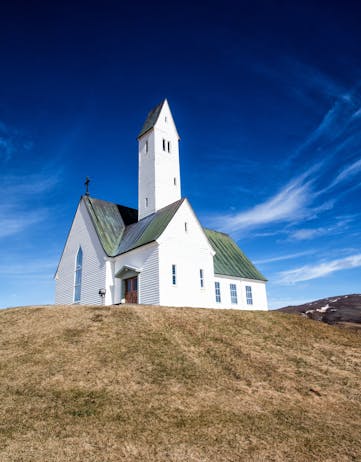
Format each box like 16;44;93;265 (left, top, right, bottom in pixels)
55;199;108;305
157;199;214;254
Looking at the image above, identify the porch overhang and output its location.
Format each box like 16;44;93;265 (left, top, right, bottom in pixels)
115;265;142;279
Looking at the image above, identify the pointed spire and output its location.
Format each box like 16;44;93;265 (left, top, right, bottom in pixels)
137;99;166;139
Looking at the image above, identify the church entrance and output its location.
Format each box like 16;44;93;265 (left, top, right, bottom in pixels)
124;276;138;304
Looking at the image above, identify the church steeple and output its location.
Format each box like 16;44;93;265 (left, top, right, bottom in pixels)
137;99;181;220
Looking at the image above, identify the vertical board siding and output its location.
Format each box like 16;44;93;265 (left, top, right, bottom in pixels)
139;246;159;305
55;200;106;305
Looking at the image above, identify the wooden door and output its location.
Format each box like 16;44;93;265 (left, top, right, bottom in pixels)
124;277;138;304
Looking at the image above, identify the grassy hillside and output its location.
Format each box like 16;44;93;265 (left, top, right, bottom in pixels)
0;304;361;461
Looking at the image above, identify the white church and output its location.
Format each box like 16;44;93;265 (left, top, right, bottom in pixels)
55;100;268;310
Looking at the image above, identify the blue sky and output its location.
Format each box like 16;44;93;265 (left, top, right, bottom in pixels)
1;1;360;309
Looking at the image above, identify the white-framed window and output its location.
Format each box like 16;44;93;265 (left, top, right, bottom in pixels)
162;139;166;151
145;140;148;153
167;141;171;153
172;264;176;285
74;247;83;303
200;269;204;288
230;283;238;304
246;286;253;305
215;281;221;303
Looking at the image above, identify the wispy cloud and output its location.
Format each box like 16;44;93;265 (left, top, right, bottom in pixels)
0;212;47;239
254;250;314;265
0;121;32;161
277;253;361;284
0;259;56;278
290;92;361;164
288;217;354;241
0;174;59;197
0;172;59;239
207;74;361;237
207;163;326;234
332;157;361;186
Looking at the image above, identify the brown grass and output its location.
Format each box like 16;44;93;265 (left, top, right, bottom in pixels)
0;304;361;461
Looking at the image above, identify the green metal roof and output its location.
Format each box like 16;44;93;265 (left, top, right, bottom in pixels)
84;196;266;282
204;228;267;281
84;196;137;256
121;199;185;253
137;99;165;139
84;195;184;257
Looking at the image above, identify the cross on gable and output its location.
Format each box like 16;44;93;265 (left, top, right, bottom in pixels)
84;177;90;196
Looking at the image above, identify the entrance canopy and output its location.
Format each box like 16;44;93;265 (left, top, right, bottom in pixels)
115;265;142;279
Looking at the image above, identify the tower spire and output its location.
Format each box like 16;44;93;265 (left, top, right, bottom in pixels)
138;100;181;220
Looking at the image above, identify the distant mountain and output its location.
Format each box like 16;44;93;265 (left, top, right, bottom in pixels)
278;294;361;326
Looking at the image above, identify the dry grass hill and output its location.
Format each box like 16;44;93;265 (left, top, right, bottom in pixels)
1;304;361;461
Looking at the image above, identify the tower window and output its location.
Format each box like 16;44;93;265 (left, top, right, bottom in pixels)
165;116;167;122
184;222;188;232
162;139;166;151
145;140;148;153
172;264;176;285
200;269;204;288
167;141;171;153
174;177;177;186
145;197;149;208
74;247;83;303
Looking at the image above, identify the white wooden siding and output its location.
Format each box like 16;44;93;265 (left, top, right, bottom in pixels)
158;200;215;308
113;243;160;305
139;245;159;305
55;199;106;305
212;275;268;310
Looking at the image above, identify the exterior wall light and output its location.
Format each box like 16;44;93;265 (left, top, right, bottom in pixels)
98;288;106;304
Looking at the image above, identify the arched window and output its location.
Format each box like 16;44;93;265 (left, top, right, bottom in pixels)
74;247;83;303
